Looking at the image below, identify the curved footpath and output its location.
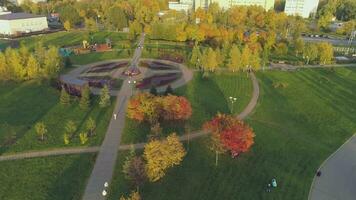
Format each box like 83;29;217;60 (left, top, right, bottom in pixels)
309;134;356;200
0;72;259;162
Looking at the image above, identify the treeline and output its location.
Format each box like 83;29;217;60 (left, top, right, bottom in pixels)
317;0;356;31
0;44;62;81
190;41;334;72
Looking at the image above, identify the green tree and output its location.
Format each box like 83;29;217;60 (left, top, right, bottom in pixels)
65;120;77;138
60;88;71;105
43;45;62;79
190;43;202;69
105;6;128;31
303;44;319;64
294;38;305;56
5;48;25;80
35;122;47;141
227;45;242;72
58;5;81;26
241;46;251;70
318;42;334;65
19;43;30;66
0;52;9;80
86;117;96;137
79;132;89;144
80;85;90;110
84;18;98;32
202;48;218;72
336;0;356;21
64;20;72;31
249;52;261;71
26;54;40;80
99;85;111;108
64;133;70;145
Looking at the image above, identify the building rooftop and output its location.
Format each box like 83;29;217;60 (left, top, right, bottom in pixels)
0;12;45;20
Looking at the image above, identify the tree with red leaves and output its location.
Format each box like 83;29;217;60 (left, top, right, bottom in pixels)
203;113;255;165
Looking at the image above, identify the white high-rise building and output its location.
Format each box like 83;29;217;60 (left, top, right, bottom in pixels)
284;0;320;18
211;0;275;11
169;0;275;12
9;0;47;5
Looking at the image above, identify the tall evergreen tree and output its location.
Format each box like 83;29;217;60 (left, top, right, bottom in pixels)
60;88;71;105
99;85;111;108
80;85;90;110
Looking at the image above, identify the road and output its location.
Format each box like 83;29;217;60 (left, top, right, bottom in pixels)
302;36;356;46
309;135;356;200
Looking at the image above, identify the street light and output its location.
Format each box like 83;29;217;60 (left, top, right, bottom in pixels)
229;96;237;114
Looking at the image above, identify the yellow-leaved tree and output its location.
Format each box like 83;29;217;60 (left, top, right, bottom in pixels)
144;133;186;182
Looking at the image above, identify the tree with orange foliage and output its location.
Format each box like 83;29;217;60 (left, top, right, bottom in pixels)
161;95;192;121
127;93;192;124
127;93;160;123
203;114;255;165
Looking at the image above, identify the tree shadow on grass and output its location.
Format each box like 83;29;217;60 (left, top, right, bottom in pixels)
46;154;97;200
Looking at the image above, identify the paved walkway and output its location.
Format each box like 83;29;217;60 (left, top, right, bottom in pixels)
82;80;131;200
309;135;356;200
82;34;149;200
0;147;99;162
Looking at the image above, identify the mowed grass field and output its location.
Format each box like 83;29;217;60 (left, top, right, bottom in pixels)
17;31;129;49
120;72;253;144
109;67;356;200
0;81;114;154
0;154;96;200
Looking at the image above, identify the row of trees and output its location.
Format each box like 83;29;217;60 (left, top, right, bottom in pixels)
191;43;262;72
34;118;96;145
60;85;111;109
0;44;62;81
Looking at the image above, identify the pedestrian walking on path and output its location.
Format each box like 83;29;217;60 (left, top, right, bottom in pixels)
114;114;117;120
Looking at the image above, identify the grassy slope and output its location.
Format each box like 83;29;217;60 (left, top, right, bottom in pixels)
110;68;356;200
0;154;96;200
18;31;129;49
0;81;114;154
120;72;253;144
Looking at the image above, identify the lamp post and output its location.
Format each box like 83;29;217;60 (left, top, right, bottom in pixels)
96;14;101;30
229;96;237;114
128;79;137;96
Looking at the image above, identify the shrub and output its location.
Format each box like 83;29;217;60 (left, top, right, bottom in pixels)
79;132;88;144
273;82;289;88
64;133;70;145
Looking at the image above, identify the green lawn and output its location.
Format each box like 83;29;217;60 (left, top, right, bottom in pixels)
110;67;356;200
120;72;253;144
0;154;96;200
0;81;114;154
69;50;131;65
17;31;129;49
